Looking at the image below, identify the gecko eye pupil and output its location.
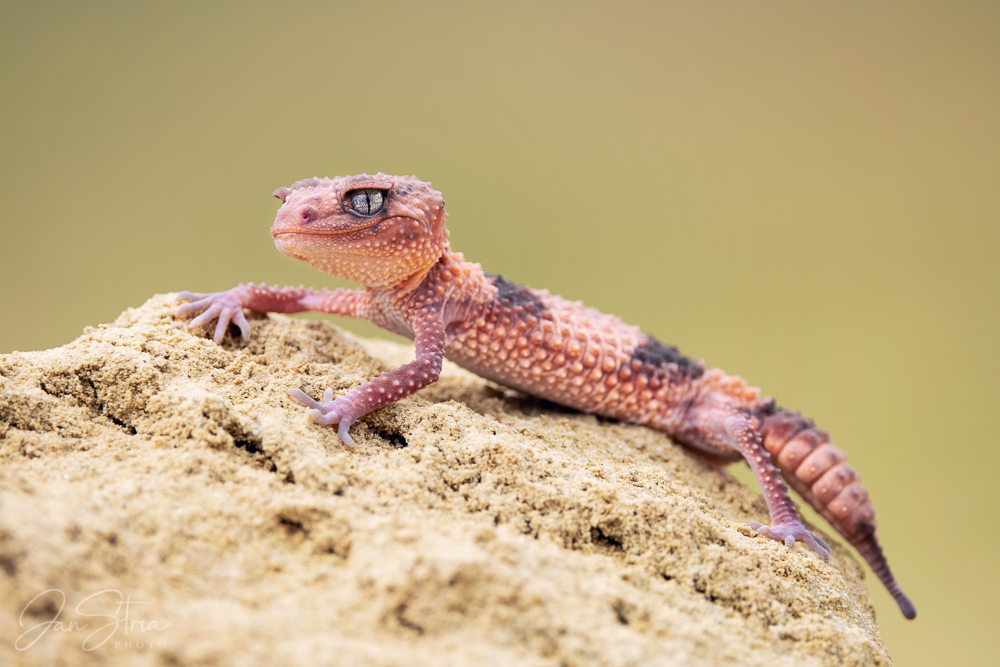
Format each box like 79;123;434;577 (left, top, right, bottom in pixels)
348;189;385;216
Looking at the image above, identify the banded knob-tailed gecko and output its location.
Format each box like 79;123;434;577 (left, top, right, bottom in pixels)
176;173;915;619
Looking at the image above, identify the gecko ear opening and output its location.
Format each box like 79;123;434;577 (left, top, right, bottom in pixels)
273;187;291;202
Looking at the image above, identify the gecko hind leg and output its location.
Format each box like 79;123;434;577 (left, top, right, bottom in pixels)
714;407;831;562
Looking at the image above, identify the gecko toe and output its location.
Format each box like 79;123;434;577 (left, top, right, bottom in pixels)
212;315;230;345
176;299;209;317
807;535;831;563
189;303;222;328
287;388;321;410
747;521;830;562
176;291;207;304
231;309;251;343
337;422;356;447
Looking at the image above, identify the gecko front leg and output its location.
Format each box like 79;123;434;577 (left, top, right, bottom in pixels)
288;298;447;447
176;284;369;344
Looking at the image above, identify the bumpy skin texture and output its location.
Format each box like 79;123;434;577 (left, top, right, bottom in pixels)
176;173;916;620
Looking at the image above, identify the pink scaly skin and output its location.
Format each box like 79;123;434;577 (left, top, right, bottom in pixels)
176;173;916;620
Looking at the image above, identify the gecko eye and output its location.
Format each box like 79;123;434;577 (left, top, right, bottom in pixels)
347;189;386;216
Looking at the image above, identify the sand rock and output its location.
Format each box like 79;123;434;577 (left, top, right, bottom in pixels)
0;295;891;666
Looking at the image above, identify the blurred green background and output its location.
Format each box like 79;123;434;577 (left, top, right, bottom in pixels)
2;1;997;662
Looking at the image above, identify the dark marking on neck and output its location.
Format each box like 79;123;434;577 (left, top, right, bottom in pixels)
630;335;704;380
487;273;547;313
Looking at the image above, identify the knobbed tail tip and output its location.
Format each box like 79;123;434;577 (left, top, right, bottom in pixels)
897;594;917;620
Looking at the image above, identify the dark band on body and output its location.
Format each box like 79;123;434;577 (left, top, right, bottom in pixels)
629;335;704;380
487;273;548;313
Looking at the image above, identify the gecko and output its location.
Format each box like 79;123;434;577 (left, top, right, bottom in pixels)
175;173;915;619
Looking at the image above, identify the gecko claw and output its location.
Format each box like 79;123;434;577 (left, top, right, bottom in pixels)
747;520;831;563
287;387;357;447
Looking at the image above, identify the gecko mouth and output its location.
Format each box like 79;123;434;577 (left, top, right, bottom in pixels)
271;215;418;239
271;224;379;239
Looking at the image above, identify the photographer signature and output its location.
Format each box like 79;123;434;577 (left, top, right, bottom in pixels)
16;588;170;651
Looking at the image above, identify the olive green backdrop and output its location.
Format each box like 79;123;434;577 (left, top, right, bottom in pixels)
2;1;997;663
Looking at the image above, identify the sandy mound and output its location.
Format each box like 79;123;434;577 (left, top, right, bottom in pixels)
0;295;890;666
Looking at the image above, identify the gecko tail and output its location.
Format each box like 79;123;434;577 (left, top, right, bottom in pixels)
759;407;917;620
852;523;917;619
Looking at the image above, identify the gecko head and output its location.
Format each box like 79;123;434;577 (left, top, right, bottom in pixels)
270;173;449;289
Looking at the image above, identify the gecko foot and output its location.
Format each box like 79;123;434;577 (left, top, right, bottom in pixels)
746;520;831;563
176;288;252;345
287;388;357;447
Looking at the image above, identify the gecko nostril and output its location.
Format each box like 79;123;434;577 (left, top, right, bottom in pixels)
300;207;316;222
